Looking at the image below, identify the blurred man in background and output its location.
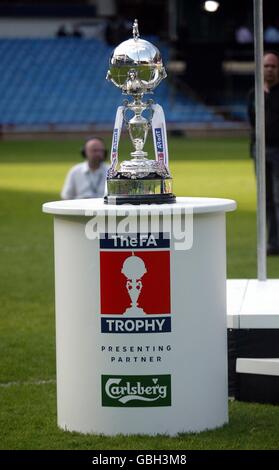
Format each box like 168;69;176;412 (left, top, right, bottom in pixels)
61;137;108;199
248;51;279;255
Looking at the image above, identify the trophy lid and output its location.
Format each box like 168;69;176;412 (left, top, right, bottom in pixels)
107;19;166;93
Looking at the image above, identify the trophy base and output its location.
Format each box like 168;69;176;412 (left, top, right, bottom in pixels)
104;193;176;205
104;176;176;205
124;306;145;316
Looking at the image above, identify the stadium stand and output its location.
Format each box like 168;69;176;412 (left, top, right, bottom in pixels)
0;37;228;129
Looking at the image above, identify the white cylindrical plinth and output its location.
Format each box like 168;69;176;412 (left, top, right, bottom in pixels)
43;197;236;435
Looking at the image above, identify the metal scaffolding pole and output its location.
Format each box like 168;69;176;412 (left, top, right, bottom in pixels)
253;0;267;280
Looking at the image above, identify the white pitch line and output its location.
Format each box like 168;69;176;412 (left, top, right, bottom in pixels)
0;378;56;388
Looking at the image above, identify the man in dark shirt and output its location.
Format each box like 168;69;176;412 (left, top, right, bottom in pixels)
248;51;279;255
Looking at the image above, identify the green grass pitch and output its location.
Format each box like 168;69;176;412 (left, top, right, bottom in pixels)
0;136;279;449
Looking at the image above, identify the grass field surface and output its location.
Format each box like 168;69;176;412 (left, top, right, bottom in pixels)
0;137;279;449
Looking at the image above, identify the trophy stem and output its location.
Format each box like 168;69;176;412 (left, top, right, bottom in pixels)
126;98;149;159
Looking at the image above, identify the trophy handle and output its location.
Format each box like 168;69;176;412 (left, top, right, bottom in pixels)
141;67;167;92
106;70;122;89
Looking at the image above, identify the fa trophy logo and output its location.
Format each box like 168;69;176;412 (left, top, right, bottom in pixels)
121;253;147;316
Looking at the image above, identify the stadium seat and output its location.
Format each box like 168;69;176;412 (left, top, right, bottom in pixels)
0;38;225;127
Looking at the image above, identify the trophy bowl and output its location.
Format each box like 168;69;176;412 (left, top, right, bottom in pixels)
104;19;176;205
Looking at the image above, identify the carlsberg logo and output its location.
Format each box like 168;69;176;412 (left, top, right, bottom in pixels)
102;374;171;407
106;378;166;402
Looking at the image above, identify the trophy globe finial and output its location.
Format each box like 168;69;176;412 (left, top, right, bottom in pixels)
133;19;139;40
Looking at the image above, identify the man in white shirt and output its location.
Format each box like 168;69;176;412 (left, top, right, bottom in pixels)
61;137;109;199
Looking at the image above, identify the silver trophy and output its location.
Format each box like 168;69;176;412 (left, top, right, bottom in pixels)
104;19;176;205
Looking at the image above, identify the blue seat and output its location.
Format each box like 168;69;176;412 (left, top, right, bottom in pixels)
0;37;225;126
